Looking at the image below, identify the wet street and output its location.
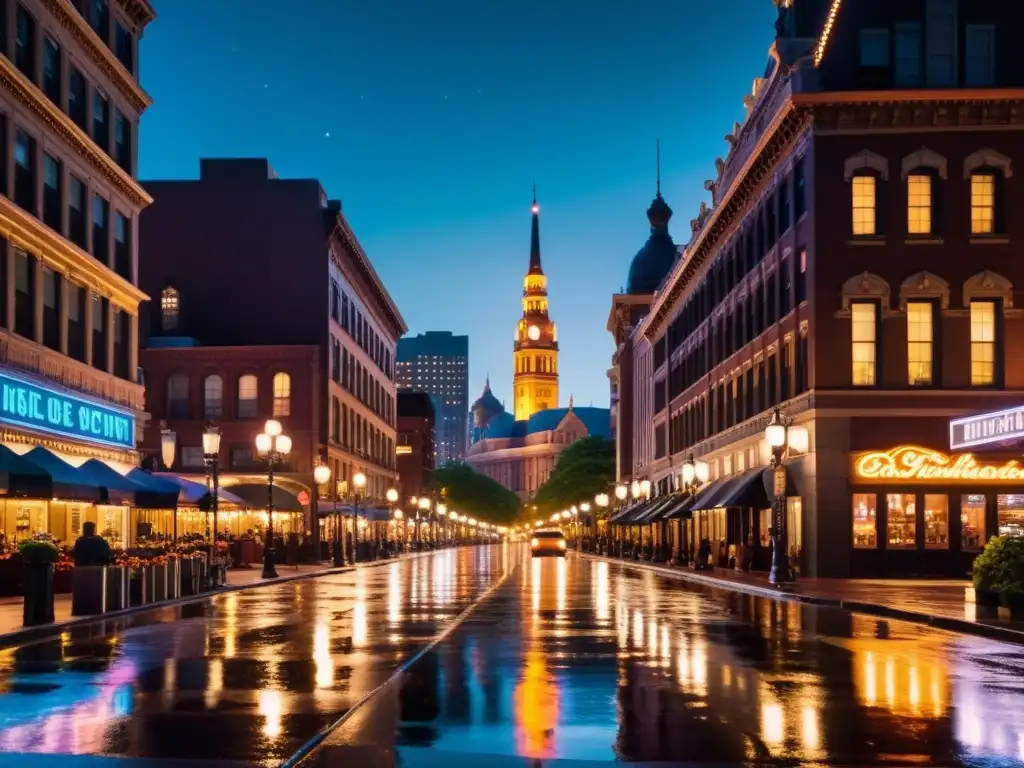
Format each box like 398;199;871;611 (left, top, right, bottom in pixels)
1;546;1024;766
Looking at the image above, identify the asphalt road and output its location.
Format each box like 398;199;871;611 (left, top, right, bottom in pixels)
1;545;1024;767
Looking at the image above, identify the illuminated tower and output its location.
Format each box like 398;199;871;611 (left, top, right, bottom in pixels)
513;188;559;421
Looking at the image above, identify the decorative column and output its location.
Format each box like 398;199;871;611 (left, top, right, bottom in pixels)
105;301;115;374
83;292;94;366
4;242;13;331
59;164;70;238
128;313;138;383
58;274;68;355
32;259;43;345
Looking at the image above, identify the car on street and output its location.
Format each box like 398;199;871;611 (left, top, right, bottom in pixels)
531;529;567;556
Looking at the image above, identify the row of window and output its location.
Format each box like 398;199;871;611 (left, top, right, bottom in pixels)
851;492;1023;552
330;279;392;380
7;2;135;174
0;240;129;376
858;6;996;89
330;335;395;428
515;354;556;374
165;372;292;421
69;0;136;75
4;115;133;281
850;299;1000;387
329;395;395;471
658;159;806;370
849;149;1009;239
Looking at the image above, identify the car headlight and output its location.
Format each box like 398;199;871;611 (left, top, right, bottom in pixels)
558;540;567;549
531;538;539;547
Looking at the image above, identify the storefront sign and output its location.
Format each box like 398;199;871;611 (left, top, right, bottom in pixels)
0;372;135;450
950;405;1024;450
853;445;1024;483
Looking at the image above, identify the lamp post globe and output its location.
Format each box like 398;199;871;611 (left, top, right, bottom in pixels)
256;419;290;580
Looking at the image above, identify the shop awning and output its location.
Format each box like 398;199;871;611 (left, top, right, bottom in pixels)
149;473;249;507
126;469;183;507
636;495;679;523
689;467;798;512
226;483;304;513
19;447;103;503
77;461;180;509
655;493;694;521
689;474;744;512
610;499;654;525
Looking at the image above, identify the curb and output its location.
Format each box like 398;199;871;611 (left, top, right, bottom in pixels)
580;552;1024;646
0;550;435;650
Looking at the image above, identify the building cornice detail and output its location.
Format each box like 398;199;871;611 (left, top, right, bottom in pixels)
40;0;153;112
0;196;148;311
0;57;152;208
115;0;156;27
329;218;407;340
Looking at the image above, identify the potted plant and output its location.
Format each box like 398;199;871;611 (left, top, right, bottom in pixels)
973;535;1024;617
20;540;59;626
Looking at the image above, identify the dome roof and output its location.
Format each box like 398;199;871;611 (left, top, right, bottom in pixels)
471;378;505;429
626;193;677;295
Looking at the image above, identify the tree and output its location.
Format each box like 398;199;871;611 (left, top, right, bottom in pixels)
430;462;522;524
531;437;615;516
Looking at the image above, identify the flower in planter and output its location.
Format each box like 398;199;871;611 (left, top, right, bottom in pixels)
19;540;59;564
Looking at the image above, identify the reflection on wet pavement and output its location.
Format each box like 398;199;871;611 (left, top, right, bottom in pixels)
312;550;1024;767
0;547;514;765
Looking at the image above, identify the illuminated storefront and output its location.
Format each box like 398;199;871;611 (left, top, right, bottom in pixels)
849;445;1024;577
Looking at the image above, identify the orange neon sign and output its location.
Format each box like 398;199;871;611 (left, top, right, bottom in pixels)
854;445;1024;483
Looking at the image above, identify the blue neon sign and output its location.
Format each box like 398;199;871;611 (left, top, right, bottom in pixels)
0;372;135;450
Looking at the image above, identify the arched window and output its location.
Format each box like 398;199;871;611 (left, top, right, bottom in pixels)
844;150;888;237
203;374;223;419
273;372;291;417
965;149;1012;236
237;374;258;418
160;287;179;331
167;372;189;419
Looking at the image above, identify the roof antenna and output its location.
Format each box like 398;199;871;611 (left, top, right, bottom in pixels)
656;138;662;196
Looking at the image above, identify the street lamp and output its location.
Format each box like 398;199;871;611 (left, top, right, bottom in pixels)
352;471;366;561
314;461;344;567
436;503;448;546
416;495;430;548
161;429;176;470
640;479;652;498
681;454;710;495
594;494;608;551
631;480;641;499
764;407;807;587
203;424;222;587
255;419;292;579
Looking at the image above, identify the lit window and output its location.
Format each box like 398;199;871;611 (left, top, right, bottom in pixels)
970;300;996;385
851;176;876;236
238;374;258;418
851;303;877;386
906;174;932;234
204;374;223;419
273;372;291;416
852;493;877;548
961;494;986;551
886;493;917;549
924;494;948;549
971;173;995;234
906;302;933;385
160;286;179;331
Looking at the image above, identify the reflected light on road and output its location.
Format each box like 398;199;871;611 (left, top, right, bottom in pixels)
801;704;820;751
556;557;567;614
353;569;368;648
223;592;238;658
205;659;223;710
314;621;334;689
595;561;609;622
761;698;785;748
513;649;559;759
632;610;643;650
387;563;402;625
258;689;284;739
531;558;541;616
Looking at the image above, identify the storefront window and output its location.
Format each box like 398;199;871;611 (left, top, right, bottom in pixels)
787;497;803;574
759;508;771;547
1;501;48;544
961;495;986;550
887;494;917;548
852;494;877;548
923;494;948;549
997;494;1024;538
97;505;128;548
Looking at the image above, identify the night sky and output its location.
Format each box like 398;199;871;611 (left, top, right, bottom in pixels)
140;0;777;411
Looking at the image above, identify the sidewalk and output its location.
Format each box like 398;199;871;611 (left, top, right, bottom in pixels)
0;555;419;648
582;552;1024;645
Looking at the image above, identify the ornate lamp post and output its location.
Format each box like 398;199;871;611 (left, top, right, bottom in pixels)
416;496;430;549
436;503;447;546
764;407;807;587
203;424;222;586
681;454;710;495
594;493;609;553
313;461;344;567
352;471;366;561
255;419;292;579
161;429;177;539
385;488;399;553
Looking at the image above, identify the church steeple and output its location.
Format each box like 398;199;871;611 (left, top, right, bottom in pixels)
529;184;543;275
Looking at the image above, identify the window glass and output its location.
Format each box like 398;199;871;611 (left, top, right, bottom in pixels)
997;494;1024;538
894;22;923;86
852;494;877;548
167;373;188;418
237;374;258;418
926;0;956;87
907;174;932;234
160;287;178;331
204;374;223;418
42;36;60;103
970;300;996;386
907;301;933;386
886;493;917;549
965;24;995;87
851;303;877;386
924;494;948;549
272;372;291;417
787;497;802;573
859;29;890;66
42;267;55;308
851;176;876;235
14;249;29;293
971;173;995;234
961;494;986;551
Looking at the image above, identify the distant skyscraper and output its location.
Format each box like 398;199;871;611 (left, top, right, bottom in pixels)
396;332;469;463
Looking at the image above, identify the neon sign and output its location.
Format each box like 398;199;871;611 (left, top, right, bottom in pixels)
950;405;1024;450
0;371;135;450
854;446;1024;483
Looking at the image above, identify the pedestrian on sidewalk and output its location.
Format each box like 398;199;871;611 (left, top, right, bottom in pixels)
73;522;113;566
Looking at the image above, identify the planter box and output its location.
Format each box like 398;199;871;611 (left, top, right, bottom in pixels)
166;559;181;599
129;567;153;607
151;564;168;602
180;557;200;596
53;568;73;594
106;567;128;612
22;562;54;626
72;566;107;616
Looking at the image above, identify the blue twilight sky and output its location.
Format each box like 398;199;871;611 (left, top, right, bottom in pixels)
140;0;777;411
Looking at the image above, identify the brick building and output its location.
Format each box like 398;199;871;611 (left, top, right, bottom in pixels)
396;391;435;502
622;0;1024;577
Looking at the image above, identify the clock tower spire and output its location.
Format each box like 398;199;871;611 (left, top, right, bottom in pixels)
513;188;559;421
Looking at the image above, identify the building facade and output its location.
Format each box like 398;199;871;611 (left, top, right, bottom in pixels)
625;0;1024;578
396;330;468;463
396;391;435;502
140;158;407;536
0;0;154;544
513;190;558;421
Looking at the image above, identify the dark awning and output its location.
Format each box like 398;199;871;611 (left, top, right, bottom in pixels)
689;473;747;512
637;495;679;523
19;447;103;503
689;467;798;512
227;483;304;512
658;493;695;521
116;467;180;509
0;445;92;500
608;501;645;525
